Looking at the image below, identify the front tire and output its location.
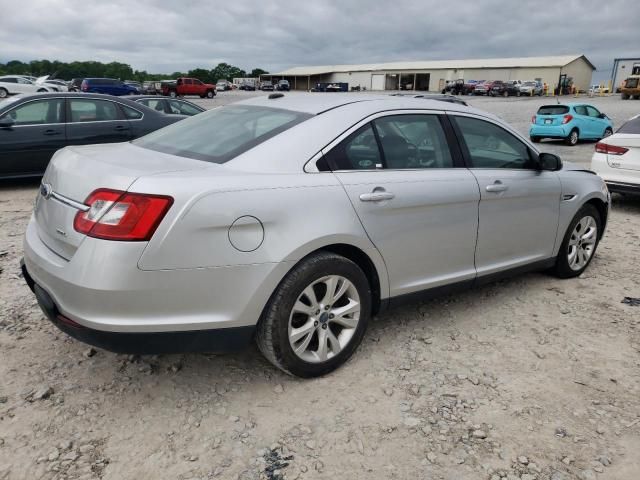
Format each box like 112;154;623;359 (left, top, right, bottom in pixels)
0;88;7;98
565;129;579;146
553;204;601;278
603;127;613;138
256;252;371;378
206;90;214;98
169;90;177;98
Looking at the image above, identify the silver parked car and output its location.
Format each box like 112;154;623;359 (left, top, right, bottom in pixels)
22;94;610;377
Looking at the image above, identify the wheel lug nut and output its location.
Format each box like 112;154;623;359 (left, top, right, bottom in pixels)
321;324;327;329
329;314;334;319
314;321;318;326
324;305;330;310
315;309;320;315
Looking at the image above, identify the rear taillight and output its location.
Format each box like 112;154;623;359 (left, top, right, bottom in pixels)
81;81;88;92
562;114;573;124
595;142;628;156
531;116;536;124
74;189;173;241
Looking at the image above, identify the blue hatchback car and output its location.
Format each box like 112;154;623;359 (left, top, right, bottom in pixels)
529;103;614;146
80;78;139;96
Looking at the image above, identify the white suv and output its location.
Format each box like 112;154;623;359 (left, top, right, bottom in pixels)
0;75;55;98
591;114;640;194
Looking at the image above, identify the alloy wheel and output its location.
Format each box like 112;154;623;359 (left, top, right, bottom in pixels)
567;215;597;271
288;275;361;363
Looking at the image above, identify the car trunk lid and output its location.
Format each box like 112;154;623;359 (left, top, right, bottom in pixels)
34;142;209;260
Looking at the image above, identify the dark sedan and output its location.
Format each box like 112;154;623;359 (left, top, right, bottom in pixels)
0;92;186;179
127;95;205;116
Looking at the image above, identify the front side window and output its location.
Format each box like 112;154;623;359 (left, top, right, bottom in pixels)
134;105;311;164
586;106;601;117
168;100;201;116
0;77;17;83
69;99;120;122
121;104;143;119
17;78;32;85
453;116;535;169
2;99;64;125
140;99;165;112
574;105;588;116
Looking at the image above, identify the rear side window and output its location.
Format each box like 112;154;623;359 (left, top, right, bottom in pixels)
69;99;120;122
453;116;535;169
324;124;381;170
324;114;453;170
618;116;640;134
140;99;165;112
134;105;311;164
168;99;202;116
2;99;64;125
537;105;569;115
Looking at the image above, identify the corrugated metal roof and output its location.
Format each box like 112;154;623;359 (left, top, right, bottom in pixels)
271;55;594;76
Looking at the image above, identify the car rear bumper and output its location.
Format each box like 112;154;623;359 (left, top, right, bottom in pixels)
21;260;254;354
21;215;290;352
529;124;570;138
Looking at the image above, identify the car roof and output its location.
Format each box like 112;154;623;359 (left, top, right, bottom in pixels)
236;93;475;115
0;92;162;113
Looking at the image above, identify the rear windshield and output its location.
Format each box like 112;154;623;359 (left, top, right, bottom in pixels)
134;105;312;164
617;116;640;134
537;105;569;115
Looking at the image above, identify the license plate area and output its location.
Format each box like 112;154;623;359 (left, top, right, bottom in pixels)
544;119;553;125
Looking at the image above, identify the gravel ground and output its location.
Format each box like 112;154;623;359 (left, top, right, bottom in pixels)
1;93;640;480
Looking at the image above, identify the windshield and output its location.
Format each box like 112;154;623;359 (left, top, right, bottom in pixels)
537;105;569;115
618;115;640;134
134;105;312;164
625;77;639;88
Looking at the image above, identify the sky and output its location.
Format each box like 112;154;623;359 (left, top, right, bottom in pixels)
0;0;638;81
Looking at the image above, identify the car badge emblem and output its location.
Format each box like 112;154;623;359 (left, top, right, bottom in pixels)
40;183;53;199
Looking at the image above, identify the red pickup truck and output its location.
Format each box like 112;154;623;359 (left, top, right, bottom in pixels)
161;77;216;98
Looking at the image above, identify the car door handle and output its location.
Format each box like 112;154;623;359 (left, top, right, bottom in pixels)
114;125;129;131
43;129;61;136
359;190;395;202
486;181;508;193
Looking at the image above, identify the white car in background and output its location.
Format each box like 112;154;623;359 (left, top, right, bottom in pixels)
591;114;640;194
589;85;610;95
0;75;56;97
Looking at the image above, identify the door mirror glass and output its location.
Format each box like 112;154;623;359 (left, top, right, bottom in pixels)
538;152;562;171
598;113;606;119
0;115;15;128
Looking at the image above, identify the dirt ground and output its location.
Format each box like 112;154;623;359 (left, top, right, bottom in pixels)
1;95;640;480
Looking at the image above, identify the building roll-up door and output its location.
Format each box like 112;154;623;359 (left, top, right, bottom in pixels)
371;74;385;91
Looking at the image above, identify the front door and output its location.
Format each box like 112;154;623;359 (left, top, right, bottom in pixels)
0;98;66;176
65;98;133;146
450;114;561;276
327;113;480;297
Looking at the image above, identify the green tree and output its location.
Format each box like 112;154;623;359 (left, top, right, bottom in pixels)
250;68;268;78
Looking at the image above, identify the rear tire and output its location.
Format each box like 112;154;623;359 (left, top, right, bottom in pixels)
621;93;629;99
169;90;177;98
530;136;541;143
553;204;601;278
564;129;579;146
206;90;214;98
0;88;7;98
256;252;371;378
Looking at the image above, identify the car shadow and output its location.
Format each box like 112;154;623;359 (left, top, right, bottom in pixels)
0;177;41;191
611;192;640;213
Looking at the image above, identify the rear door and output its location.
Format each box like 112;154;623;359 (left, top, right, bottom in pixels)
0;98;66;177
451;114;561;276
65;98;132;145
328;112;480;297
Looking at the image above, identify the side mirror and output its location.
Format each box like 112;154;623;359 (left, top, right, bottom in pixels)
0;116;15;128
598;113;607;119
538;152;562;171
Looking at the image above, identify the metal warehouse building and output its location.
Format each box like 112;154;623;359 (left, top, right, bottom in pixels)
263;54;595;92
611;57;640;91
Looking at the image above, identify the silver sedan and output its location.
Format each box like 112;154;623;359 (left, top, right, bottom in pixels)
22;94;610;377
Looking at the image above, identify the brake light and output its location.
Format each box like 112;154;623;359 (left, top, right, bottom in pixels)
74;189;173;241
81;80;88;92
595;142;628;156
531;116;536;124
562;114;573;124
